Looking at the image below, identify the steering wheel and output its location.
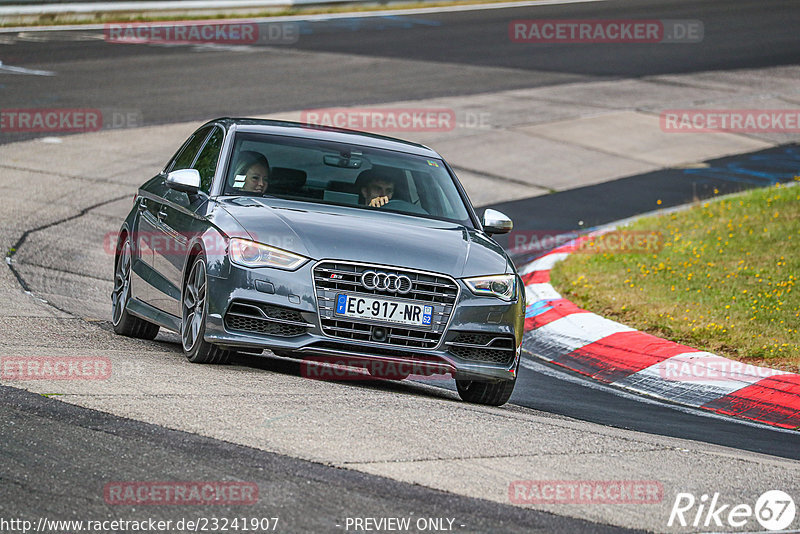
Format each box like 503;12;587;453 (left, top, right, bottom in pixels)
380;199;429;215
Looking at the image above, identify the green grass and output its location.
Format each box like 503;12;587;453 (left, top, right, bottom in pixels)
550;180;800;373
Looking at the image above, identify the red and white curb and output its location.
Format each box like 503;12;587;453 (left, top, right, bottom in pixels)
519;236;800;430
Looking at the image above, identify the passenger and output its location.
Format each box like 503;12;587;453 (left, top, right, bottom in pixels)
358;169;395;208
233;151;270;194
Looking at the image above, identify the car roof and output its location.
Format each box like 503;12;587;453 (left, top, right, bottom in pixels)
208;118;442;159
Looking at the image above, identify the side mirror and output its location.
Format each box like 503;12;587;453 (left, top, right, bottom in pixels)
482;209;513;235
166;169;201;194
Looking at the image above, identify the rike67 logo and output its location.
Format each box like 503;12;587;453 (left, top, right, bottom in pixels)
668;490;796;531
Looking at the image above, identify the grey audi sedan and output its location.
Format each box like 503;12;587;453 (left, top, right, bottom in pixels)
112;118;524;405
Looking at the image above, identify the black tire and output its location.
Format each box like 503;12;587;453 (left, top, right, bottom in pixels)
456;378;516;406
181;254;231;364
112;236;160;340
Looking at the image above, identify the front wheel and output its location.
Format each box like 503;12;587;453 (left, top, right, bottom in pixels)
456;378;516;406
112;236;160;340
181;254;231;364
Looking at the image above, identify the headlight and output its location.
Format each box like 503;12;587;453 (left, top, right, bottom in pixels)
229;238;308;270
464;274;517;301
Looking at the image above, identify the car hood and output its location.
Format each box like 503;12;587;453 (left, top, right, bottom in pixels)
217;198;511;277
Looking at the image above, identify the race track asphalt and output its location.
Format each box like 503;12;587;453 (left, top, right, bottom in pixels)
2;0;800;530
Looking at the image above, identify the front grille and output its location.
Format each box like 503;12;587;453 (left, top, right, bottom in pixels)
224;301;311;337
313;261;459;349
446;332;516;365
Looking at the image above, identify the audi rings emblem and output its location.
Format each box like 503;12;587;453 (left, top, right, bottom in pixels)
361;270;413;294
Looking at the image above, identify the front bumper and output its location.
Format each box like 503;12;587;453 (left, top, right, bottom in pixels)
202;260;524;382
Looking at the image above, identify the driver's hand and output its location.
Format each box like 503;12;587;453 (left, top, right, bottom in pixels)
369;196;390;207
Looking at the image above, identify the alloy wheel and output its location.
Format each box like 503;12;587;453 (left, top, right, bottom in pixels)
182;259;207;352
112;240;131;326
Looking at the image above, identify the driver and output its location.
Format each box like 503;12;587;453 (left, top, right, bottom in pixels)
233;151;270;194
358;169;395;208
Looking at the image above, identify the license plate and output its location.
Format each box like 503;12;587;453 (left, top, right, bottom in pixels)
335;294;432;327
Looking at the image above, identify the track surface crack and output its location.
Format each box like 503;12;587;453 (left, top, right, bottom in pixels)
5;195;128;313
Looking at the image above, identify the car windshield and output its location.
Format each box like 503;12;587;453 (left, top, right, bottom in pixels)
222;132;473;227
